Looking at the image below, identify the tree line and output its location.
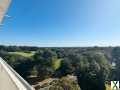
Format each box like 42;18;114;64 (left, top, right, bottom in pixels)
0;46;120;90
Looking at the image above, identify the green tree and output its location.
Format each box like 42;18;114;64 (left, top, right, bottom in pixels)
33;49;58;79
49;77;81;90
76;52;110;90
112;47;120;81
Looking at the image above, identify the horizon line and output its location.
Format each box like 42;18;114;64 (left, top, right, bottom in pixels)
0;44;120;48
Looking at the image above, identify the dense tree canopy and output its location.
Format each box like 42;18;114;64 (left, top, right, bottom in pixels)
0;46;119;90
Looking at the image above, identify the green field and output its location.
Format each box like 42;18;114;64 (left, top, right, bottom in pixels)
52;58;62;70
8;51;35;58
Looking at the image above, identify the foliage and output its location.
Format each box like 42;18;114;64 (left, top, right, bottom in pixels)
0;46;119;90
52;58;62;70
49;77;81;90
112;47;120;81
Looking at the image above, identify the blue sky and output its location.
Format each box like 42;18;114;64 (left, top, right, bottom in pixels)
0;0;120;47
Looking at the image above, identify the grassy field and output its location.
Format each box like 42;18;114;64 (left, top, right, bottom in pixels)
9;51;35;58
52;58;62;70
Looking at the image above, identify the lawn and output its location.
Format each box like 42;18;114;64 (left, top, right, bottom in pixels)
8;51;35;58
52;58;62;70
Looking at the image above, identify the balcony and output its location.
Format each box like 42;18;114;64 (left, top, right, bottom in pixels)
0;57;35;90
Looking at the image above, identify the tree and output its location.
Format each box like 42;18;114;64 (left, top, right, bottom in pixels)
55;58;74;77
33;49;58;79
76;51;110;90
49;77;81;90
112;47;120;81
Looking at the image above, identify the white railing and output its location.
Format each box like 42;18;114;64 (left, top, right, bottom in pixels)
0;57;35;90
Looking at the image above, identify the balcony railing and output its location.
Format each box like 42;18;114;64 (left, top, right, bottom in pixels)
0;57;35;90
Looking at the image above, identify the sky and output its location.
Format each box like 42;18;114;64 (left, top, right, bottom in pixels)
0;0;120;47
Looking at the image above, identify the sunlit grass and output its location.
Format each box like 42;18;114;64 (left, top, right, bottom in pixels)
52;58;62;70
9;51;35;58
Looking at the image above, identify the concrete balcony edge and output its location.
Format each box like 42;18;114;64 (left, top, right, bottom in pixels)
0;57;35;90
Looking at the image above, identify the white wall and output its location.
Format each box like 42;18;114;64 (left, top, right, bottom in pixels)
0;57;35;90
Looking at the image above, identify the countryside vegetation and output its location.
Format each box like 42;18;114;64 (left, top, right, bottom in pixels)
0;45;119;90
